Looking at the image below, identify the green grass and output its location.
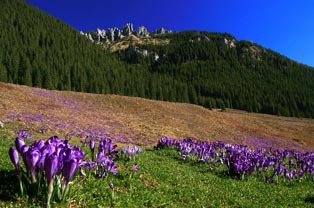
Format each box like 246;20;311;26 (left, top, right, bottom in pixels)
1;129;314;207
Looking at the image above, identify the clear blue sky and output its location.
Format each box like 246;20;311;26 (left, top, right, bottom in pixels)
26;0;314;67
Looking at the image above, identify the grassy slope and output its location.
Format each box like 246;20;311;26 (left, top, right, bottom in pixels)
1;82;314;151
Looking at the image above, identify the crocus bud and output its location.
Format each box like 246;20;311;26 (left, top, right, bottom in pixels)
24;148;41;170
33;139;45;150
24;148;41;183
37;147;50;171
131;163;139;172
44;153;59;183
90;139;95;151
62;158;78;185
9;147;19;171
15;137;25;153
21;145;29;154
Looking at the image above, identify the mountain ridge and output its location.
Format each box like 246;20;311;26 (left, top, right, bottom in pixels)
80;23;308;67
80;23;173;43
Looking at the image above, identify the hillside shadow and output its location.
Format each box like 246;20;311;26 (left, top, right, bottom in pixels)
0;169;20;201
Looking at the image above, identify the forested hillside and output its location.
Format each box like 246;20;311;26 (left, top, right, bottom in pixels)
123;31;314;117
1;0;314;118
0;0;128;93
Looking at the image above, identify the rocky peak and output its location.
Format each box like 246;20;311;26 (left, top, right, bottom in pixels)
80;23;173;44
122;23;134;36
136;26;149;37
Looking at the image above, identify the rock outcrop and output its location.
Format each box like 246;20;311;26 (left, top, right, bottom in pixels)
153;27;173;35
218;38;236;48
80;23;173;44
122;23;134;36
136;26;149;37
80;24;173;62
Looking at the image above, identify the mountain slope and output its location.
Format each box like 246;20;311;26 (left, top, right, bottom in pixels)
1;82;314;151
114;30;314;118
1;0;314;118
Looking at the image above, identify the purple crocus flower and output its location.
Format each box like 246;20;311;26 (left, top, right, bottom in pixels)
44;153;59;183
122;146;142;159
131;163;139;172
62;158;79;185
9;147;19;171
23;147;41;183
37;146;51;171
80;160;97;169
95;149;102;160
46;136;59;145
90;139;95;151
72;146;85;160
32;139;45;150
274;164;284;175
99;155;119;176
16;129;32;140
21;145;29;154
90;139;96;161
99;138;119;156
15;137;25;153
284;170;293;180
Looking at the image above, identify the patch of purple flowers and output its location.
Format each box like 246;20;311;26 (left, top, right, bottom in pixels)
9;135;86;206
121;146;142;160
16;129;32;140
81;136;119;178
156;137;314;182
12;135;85;182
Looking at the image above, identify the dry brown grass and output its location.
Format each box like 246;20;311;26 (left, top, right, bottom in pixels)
106;35;170;52
1;82;313;150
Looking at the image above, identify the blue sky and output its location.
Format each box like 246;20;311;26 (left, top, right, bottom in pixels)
26;0;314;67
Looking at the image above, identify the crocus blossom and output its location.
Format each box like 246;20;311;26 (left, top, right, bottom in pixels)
9;147;19;171
44;153;59;183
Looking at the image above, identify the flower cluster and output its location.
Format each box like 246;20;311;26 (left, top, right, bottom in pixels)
156;137;314;182
156;137;177;149
121;146;142;160
15;129;33;140
81;137;119;177
9;135;85;207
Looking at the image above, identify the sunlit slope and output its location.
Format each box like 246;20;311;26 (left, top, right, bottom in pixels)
1;82;313;150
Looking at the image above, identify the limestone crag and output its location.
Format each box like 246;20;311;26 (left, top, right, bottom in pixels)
122;23;134;36
218;38;236;48
81;23;172;44
136;26;149;37
152;27;173;35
